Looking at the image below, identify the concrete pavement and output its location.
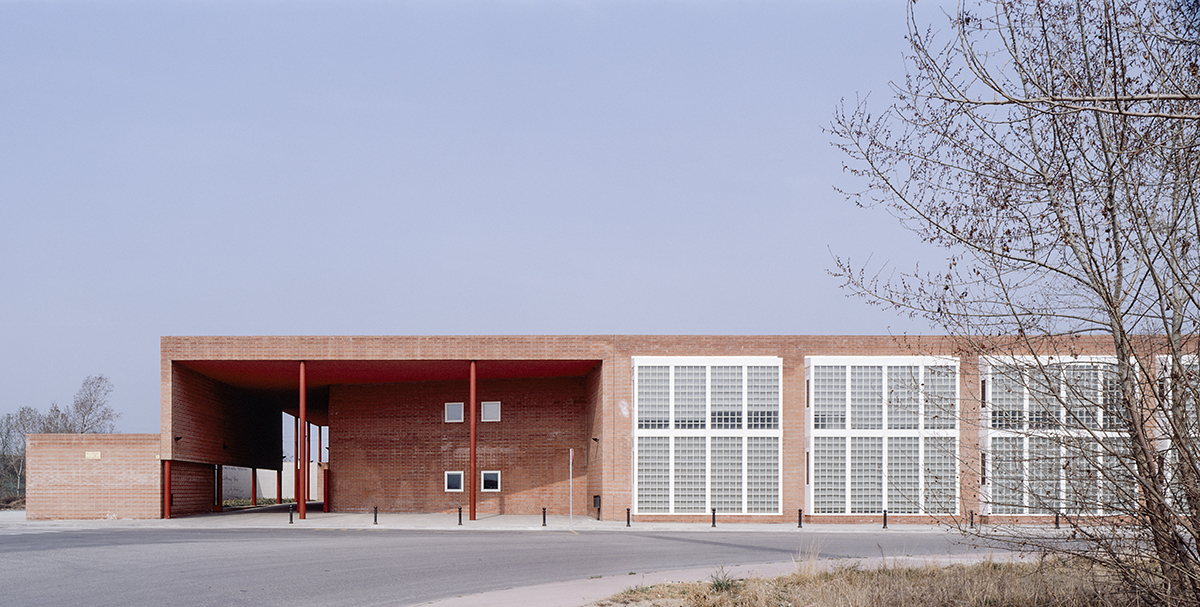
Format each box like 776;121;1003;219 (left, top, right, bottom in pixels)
0;506;1025;607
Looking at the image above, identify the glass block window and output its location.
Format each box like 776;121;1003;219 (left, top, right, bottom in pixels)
812;366;846;430
991;436;1025;514
747;437;780;513
850;366;883;430
813;437;846;514
636;437;669;513
673;437;707;513
991;367;1025;430
1100;437;1136;514
1028;437;1060;513
887;437;920;513
809;356;959;516
984;358;1124;515
1028;367;1061;430
924;366;957;429
747;366;780;429
924;437;956;514
887;366;919;430
711;366;743;430
637;366;670;430
711;437;743;513
850;437;883;513
674;366;707;430
633;356;782;515
1063;366;1099;429
1064;440;1098;515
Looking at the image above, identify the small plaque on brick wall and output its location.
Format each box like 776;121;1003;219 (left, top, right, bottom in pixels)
85;451;101;459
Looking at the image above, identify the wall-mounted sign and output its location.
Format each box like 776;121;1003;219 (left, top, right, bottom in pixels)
85;452;101;460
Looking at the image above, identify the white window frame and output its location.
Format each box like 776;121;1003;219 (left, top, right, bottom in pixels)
805;356;961;516
445;402;464;423
444;471;464;492
481;401;501;422
632;356;783;516
481;470;501;492
979;355;1126;516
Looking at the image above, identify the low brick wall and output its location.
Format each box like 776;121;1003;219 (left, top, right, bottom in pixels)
26;434;161;520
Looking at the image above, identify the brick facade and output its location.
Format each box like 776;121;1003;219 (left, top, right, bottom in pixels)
25;334;1117;521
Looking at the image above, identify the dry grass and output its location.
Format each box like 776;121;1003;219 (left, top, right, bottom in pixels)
0;495;25;510
590;558;1123;607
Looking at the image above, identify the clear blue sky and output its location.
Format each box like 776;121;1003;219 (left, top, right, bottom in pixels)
1;0;942;434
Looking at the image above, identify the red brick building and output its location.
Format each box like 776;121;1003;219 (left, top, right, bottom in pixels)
26;335;1126;523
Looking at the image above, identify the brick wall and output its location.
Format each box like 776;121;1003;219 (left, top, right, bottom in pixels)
169;460;215;517
169;363;281;470
329;375;593;515
26;434;161;520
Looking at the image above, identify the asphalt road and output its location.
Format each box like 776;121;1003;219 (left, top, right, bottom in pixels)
0;527;982;606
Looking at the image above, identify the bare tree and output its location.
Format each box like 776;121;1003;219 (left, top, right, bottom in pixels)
63;375;119;434
830;0;1200;603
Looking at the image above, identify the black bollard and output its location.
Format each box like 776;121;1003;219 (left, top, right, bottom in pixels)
458;506;462;526
798;508;803;528
626;507;631;527
970;510;975;528
1055;511;1060;529
542;507;547;527
711;507;716;528
883;509;888;529
289;503;294;524
373;505;377;525
597;507;601;521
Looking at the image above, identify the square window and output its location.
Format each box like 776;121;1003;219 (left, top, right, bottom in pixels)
481;471;500;492
445;471;463;492
481;401;501;422
445;403;464;423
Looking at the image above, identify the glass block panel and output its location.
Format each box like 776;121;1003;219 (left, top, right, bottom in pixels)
991;366;1024;430
711;366;743;430
1063;365;1099;430
1028;437;1060;513
1064;439;1098;515
813;437;846;514
674;366;707;430
887;366;920;430
924;437;956;514
850;366;883;430
887;436;919;513
850;437;883;513
636;437;670;513
991;436;1025;514
637;366;670;430
673;437;707;513
1029;366;1061;430
924;365;957;429
746;437;779;513
747;366;780;429
711;437;743;513
1100;437;1137;514
813;366;846;430
1102;367;1126;431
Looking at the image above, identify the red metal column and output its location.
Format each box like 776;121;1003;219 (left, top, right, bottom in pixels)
163;459;172;519
305;422;311;506
318;426;322;463
469;360;477;521
299;361;307;520
276;468;282;503
293;415;299;505
251;468;258;507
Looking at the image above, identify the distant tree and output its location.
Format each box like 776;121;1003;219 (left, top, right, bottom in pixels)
0;376;121;504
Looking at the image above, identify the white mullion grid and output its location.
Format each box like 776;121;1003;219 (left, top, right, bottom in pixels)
705;365;712;513
634;356;781;516
843;365;852;514
667;365;674;514
882;368;890;511
742;365;748;514
916;366;925;511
